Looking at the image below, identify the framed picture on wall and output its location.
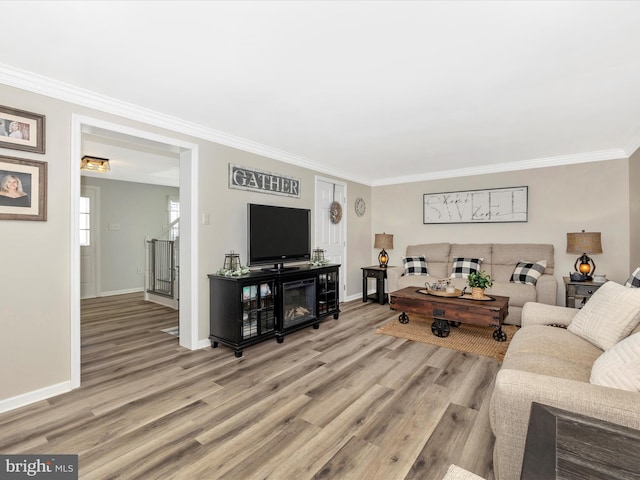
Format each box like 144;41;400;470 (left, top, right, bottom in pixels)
0;105;46;154
423;186;528;224
0;155;47;221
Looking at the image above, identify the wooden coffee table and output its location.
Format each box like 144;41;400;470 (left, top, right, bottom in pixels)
389;287;510;341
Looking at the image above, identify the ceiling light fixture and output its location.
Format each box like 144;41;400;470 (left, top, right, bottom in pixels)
80;155;110;173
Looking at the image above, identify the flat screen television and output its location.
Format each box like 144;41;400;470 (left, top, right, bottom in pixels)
247;203;311;270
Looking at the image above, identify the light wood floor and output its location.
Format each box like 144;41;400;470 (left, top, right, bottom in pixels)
0;293;499;480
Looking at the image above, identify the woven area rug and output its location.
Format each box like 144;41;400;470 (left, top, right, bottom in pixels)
376;316;518;361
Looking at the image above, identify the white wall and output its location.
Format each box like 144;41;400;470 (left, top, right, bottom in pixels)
629;148;640;271
81;177;179;295
372;159;631;304
0;82;371;405
0;78;631;408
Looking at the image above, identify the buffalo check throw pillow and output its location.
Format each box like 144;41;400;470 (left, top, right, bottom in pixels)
402;256;428;276
625;267;640;288
450;257;483;278
511;260;547;285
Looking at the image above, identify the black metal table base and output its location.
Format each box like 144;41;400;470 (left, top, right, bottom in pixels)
493;327;507;342
396;312;507;342
431;318;450;337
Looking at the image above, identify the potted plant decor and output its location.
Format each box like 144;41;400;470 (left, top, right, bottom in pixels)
467;270;493;299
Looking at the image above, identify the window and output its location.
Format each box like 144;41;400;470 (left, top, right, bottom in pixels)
168;196;180;241
80;196;91;246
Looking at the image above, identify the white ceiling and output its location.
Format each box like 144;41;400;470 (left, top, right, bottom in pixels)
2;1;640;186
81;128;180;187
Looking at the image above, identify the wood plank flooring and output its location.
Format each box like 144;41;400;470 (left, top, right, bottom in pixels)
0;293;498;479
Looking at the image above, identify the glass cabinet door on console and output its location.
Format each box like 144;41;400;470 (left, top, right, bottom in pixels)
208;264;340;357
318;267;340;319
241;281;276;339
208;275;278;358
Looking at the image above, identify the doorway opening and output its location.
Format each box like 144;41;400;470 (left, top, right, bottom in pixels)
71;114;199;389
314;176;347;299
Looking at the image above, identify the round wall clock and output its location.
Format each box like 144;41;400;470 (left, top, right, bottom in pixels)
355;197;366;217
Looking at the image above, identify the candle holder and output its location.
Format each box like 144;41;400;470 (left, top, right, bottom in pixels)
223;251;241;271
218;251;249;276
310;248;328;266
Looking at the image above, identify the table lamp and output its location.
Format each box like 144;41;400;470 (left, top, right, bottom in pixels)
374;233;393;268
566;230;602;281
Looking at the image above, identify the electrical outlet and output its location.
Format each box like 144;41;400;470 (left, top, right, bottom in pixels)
137;267;143;275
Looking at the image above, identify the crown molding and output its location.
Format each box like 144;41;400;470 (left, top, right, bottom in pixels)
0;63;631;188
372;148;628;187
0;63;370;185
623;127;640;158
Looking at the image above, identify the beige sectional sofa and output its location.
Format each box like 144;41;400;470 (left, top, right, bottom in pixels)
386;243;557;325
490;299;640;480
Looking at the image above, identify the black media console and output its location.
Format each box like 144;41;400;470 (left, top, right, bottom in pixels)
208;264;340;357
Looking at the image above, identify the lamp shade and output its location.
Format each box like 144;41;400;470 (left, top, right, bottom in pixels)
374;233;394;250
566;231;602;254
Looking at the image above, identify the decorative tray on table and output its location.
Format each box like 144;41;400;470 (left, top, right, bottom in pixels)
459;293;494;301
417;288;463;297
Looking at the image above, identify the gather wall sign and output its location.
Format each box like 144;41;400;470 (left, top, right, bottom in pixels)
228;164;301;198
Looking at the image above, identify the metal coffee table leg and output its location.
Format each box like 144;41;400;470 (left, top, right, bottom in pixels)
431;318;450;337
492;326;507;342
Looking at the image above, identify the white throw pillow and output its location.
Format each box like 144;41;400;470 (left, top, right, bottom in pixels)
590;333;640;391
567;281;640;350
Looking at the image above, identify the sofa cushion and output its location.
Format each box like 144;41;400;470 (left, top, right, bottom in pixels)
488;281;537;308
450;257;483;278
502;325;601;382
590;333;640;392
406;243;450;278
402;256;428;276
510;260;547;285
625;267;640;288
442;464;486;480
492;243;555;275
567;282;640;351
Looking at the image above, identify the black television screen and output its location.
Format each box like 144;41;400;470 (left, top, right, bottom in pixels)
248;203;311;268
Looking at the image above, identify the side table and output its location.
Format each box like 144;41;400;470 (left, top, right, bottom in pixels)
564;277;606;308
362;265;390;304
521;402;640;479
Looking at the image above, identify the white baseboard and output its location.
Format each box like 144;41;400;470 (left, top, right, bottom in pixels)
196;338;212;349
0;381;71;414
100;287;145;297
344;292;363;302
144;292;179;310
344;289;380;303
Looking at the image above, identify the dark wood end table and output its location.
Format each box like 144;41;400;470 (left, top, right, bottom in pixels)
564;276;606;308
361;265;390;304
522;402;640;479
